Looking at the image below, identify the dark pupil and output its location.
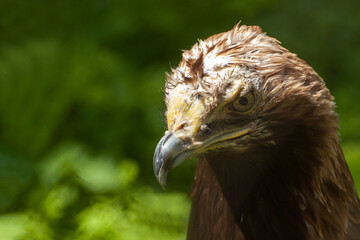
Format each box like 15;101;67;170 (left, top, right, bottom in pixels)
239;97;248;106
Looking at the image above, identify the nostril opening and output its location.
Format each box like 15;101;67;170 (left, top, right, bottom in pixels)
175;122;187;131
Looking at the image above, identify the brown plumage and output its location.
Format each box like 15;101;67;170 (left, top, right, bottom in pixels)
153;24;360;240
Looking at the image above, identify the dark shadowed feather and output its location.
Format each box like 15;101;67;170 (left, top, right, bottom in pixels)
161;24;360;240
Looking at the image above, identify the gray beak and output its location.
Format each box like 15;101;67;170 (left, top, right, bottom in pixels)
153;131;193;189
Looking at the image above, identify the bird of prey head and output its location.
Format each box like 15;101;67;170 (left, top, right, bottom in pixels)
153;24;360;240
154;24;336;188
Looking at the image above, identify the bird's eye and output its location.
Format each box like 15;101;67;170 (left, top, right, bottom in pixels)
231;91;255;112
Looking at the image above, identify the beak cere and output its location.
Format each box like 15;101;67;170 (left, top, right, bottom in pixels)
153;131;194;189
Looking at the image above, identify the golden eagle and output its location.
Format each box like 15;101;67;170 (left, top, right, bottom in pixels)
153;24;360;240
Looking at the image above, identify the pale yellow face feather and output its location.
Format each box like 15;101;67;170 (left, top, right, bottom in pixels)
166;84;206;141
166;72;250;141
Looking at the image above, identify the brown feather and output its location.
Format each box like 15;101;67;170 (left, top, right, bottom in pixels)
163;24;360;240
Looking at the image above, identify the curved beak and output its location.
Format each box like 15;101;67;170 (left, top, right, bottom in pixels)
153;131;194;189
153;123;256;189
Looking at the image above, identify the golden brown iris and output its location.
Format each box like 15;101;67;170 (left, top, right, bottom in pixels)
231;91;255;112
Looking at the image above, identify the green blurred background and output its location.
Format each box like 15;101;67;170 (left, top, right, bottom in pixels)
0;0;359;239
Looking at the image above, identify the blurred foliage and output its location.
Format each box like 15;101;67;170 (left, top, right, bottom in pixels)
0;0;359;239
4;145;189;240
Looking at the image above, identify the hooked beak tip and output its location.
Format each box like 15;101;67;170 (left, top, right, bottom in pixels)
156;173;167;190
153;132;172;189
153;131;192;190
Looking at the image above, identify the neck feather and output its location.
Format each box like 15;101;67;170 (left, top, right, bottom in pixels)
187;130;359;240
